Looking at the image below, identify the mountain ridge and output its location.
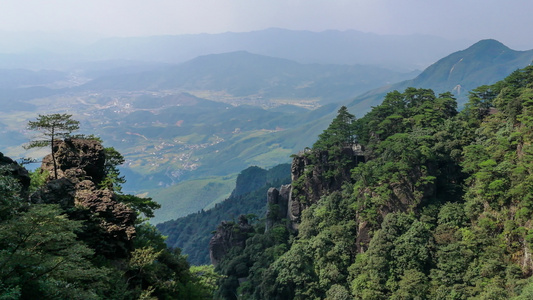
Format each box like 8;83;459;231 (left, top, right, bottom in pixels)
84;28;471;70
345;38;533;115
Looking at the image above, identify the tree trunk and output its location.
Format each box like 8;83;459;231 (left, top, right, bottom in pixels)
51;128;57;180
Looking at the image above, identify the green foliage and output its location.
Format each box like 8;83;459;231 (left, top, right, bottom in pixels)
100;146;126;193
190;265;223;298
0;204;108;299
28;167;47;193
313;106;357;151
118;194;160;219
25;113;80;147
0;166;26;221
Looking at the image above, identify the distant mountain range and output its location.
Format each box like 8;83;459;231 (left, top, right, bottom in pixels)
79;51;418;105
0;29;471;71
83;28;471;71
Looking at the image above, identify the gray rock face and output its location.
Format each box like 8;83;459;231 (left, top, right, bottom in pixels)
209;215;254;266
265;185;291;232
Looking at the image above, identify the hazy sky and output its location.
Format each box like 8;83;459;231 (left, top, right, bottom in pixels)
1;0;532;49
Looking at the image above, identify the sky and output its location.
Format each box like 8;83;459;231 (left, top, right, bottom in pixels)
0;0;532;49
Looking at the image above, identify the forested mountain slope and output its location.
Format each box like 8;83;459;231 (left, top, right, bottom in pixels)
212;66;533;299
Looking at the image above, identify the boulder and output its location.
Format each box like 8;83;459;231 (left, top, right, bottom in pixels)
42;138;106;184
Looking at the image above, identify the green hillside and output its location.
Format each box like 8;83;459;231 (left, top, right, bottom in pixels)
212;66;533;299
148;175;237;224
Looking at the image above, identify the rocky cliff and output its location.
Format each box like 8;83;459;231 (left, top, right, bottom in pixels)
31;138;136;258
209;215;253;266
208;145;365;264
280;145;364;229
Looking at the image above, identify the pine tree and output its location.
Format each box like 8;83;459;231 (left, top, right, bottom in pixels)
313;106;357;151
25;114;79;179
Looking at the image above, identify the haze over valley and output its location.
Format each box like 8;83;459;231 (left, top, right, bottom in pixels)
0;28;532;224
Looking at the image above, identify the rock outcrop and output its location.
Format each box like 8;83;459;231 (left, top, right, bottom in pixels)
287;145;365;227
31;177;76;208
209;215;254;266
41;138;106;184
31;138;136;259
73;179;136;258
209;145;365;263
0;152;31;198
265;185;290;231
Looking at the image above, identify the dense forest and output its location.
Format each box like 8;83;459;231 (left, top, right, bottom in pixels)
212;66;533;299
